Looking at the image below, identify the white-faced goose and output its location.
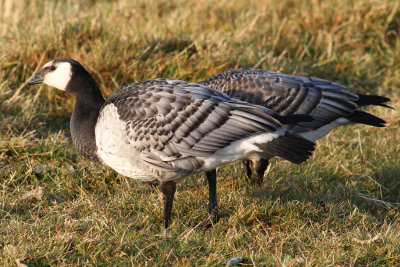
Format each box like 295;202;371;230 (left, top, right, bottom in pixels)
28;59;316;228
200;68;391;188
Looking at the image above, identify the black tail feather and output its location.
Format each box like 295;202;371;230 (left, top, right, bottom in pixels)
257;133;315;164
348;110;386;127
356;94;393;109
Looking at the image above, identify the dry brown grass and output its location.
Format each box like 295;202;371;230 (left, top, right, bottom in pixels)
1;0;399;265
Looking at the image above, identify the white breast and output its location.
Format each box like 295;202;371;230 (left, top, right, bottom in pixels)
95;104;157;181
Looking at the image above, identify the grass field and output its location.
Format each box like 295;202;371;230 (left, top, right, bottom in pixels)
1;0;399;265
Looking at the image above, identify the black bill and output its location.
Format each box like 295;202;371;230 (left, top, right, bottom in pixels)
28;70;44;85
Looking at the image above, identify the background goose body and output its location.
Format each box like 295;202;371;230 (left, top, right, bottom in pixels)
28;59;315;228
200;68;390;185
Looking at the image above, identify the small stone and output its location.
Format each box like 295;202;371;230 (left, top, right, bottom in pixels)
296;257;306;263
226;256;244;267
33;166;43;175
33;165;51;175
66;165;75;173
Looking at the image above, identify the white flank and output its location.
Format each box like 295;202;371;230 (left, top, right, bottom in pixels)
95;104;156;181
300;117;350;141
199;129;284;170
43;61;72;91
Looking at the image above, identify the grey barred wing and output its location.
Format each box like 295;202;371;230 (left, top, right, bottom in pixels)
200;69;360;130
98;79;283;172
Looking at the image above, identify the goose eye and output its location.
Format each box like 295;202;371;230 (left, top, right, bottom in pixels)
50;66;56;71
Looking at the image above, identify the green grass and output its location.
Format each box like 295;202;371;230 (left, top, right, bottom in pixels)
1;0;399;265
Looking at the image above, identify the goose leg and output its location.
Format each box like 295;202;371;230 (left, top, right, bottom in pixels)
207;169;219;214
244;159;269;187
160;180;176;228
202;169;221;229
254;159;269;187
244;160;253;182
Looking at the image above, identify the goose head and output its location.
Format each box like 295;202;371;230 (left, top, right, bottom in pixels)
28;58;99;96
28;59;76;90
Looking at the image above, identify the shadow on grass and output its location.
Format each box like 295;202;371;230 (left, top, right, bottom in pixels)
244;165;400;225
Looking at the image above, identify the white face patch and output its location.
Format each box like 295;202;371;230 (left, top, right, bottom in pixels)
42;61;72;91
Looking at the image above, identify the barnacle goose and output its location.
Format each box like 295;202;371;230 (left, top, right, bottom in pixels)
28;59;316;228
200;68;391;187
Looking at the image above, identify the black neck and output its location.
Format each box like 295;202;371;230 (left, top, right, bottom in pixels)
69;79;105;162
